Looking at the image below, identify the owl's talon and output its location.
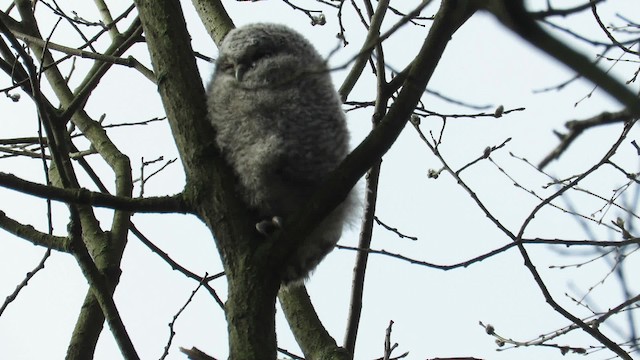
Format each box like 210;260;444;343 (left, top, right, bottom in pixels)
272;216;284;228
256;216;283;236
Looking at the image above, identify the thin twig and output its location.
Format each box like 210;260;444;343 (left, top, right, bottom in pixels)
0;248;52;316
160;276;206;360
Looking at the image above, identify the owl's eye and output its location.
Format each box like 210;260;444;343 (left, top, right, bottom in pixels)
245;48;276;68
253;49;274;60
218;62;234;74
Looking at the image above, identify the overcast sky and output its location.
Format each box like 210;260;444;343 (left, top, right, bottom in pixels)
1;1;638;359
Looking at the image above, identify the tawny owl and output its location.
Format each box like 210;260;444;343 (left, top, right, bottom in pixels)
207;23;356;285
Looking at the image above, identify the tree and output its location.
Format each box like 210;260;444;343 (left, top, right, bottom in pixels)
0;0;638;359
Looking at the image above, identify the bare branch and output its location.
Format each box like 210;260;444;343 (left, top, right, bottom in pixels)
129;224;225;309
338;237;638;271
279;286;350;359
0;249;51;316
513;119;638;359
530;0;605;19
539;109;635;170
590;1;639;55
67;214;140;360
161;277;206;360
0;210;69;250
0;172;191;213
482;0;640;116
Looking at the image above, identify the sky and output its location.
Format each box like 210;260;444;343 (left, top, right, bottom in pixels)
0;1;639;359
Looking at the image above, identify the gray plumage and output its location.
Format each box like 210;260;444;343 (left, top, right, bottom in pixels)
206;23;356;285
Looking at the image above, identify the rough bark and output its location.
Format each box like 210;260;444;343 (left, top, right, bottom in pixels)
133;0;280;357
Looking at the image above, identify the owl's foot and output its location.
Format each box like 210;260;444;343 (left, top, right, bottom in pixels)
255;216;283;236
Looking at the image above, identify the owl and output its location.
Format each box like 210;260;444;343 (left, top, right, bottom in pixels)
206;23;356;285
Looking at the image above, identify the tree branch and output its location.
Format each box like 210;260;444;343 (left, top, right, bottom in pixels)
133;1;276;359
483;0;640;116
538;109;634;169
0;210;69;251
514;120;637;359
0;249;51;316
0;172;190;213
190;0;235;46
338;0;391;100
12;30;136;66
68;213;140;360
344;1;389;354
279;286;350;360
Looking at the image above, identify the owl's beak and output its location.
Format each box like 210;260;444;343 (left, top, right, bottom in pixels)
234;64;247;82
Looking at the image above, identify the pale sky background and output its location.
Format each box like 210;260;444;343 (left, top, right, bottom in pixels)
0;1;639;359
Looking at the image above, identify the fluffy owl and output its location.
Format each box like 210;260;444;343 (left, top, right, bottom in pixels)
206;23;356;285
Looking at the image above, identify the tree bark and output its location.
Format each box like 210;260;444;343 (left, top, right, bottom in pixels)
134;1;280;358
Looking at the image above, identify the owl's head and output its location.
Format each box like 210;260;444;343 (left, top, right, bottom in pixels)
215;23;327;87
